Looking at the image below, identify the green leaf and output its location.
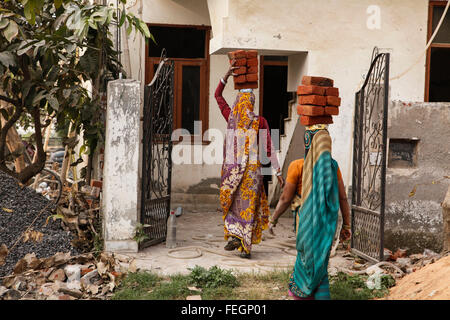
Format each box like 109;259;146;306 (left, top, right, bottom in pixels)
138;20;151;38
32;90;46;106
119;9;126;27
0;51;16;67
24;1;36;25
54;0;63;9
3;20;19;42
46;94;59;111
126;21;133;36
22;81;33;101
0;19;9;30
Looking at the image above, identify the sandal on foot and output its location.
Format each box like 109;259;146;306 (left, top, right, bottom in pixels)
240;251;251;259
224;237;241;251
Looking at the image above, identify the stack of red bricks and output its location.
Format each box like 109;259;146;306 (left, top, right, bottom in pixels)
227;50;258;90
297;76;341;126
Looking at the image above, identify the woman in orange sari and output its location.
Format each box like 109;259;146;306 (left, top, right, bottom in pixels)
215;63;284;259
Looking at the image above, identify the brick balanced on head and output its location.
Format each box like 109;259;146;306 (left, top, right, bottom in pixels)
297;76;341;126
228;50;259;90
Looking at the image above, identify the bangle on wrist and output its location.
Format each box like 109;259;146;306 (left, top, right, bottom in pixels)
342;224;351;230
270;217;278;225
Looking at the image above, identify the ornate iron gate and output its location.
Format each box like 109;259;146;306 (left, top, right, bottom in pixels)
140;54;174;249
351;48;390;262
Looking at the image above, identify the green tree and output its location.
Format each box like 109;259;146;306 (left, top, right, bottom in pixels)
0;0;151;183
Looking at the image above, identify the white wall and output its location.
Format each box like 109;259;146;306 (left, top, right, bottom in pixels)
122;0;429;192
206;0;429;187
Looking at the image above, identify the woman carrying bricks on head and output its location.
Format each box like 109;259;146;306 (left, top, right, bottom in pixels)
215;61;284;259
269;124;352;299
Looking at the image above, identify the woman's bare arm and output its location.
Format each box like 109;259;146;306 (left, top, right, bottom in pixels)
269;182;296;234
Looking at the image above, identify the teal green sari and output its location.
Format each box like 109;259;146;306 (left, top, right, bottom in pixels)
288;130;340;299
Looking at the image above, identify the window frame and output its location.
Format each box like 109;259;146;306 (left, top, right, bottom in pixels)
425;1;450;102
145;24;211;142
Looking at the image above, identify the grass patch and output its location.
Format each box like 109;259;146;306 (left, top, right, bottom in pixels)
112;266;293;300
329;272;395;300
189;265;239;289
111;271;161;300
112;268;395;300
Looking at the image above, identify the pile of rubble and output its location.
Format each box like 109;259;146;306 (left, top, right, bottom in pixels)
384;253;450;300
383;248;442;275
0;251;136;300
0;171;79;277
340;247;444;278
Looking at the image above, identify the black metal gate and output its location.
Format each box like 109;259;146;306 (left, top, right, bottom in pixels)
351;48;390;262
140;53;174;249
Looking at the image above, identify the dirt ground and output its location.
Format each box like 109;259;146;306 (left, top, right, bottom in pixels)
384;254;450;300
125;210;353;277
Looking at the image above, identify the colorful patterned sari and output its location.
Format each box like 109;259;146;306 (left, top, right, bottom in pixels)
288;129;340;300
219;92;270;254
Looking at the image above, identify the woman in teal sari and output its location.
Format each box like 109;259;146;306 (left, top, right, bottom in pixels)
269;125;351;300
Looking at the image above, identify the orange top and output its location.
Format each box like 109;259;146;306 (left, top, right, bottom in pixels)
286;159;343;195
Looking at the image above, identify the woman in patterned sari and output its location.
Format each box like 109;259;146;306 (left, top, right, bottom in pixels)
215;62;284;259
269;125;351;299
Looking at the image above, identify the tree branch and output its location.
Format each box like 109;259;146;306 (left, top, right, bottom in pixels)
0;95;19;106
0;103;23;179
17;106;46;183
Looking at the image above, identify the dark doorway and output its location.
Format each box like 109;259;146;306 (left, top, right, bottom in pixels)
429;47;450;102
260;56;290;194
425;1;450;102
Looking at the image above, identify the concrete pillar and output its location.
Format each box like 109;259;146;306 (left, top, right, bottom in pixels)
103;79;141;253
443;185;450;254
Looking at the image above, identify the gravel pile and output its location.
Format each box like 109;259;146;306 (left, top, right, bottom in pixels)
0;171;78;278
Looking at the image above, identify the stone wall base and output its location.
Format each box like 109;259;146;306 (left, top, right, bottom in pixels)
104;240;138;253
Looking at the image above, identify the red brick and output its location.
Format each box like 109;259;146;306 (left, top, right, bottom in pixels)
231;58;247;66
299;95;326;106
228;50;246;59
297;105;324;116
234;82;258;90
235;66;247;75
297;85;326;96
247;66;258;74
302;76;334;87
90;179;102;189
324;106;339;116
234;74;246;83
245;50;258;58
246;73;258;82
300;115;333;126
246;58;258;67
325;87;339;96
326;96;341;107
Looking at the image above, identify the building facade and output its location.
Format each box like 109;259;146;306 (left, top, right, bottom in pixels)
107;0;449;251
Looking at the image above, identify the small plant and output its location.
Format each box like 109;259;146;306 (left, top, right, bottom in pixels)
133;223;150;244
188;266;239;289
329;272;395;300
